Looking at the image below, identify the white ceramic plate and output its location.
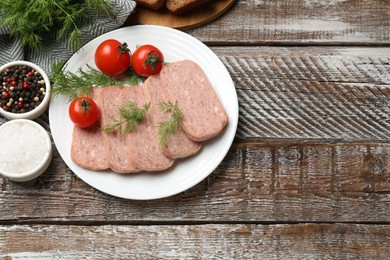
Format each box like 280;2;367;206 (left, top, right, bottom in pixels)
49;25;238;200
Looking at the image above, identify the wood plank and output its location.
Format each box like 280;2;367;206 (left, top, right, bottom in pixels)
212;47;390;142
1;142;390;223
185;0;390;45
1;224;390;258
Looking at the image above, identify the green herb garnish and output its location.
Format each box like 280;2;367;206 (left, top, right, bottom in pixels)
51;62;142;101
0;0;113;50
158;101;184;147
102;101;151;135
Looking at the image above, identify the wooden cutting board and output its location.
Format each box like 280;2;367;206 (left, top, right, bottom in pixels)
129;0;236;30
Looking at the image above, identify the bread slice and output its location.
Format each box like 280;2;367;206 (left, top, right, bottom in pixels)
166;0;211;14
135;0;165;10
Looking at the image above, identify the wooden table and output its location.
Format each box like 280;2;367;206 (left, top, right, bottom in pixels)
1;0;390;258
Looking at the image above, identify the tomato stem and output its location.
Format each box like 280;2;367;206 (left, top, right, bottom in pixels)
117;42;130;57
144;50;163;73
78;99;92;115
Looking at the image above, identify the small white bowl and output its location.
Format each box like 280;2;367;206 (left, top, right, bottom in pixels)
0;119;52;182
0;61;51;120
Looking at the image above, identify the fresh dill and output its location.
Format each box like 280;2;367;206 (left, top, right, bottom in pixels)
102;101;151;135
51;61;143;101
0;0;113;50
158;101;184;147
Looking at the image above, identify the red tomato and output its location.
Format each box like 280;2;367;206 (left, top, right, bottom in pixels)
69;97;100;128
132;44;164;77
95;39;131;77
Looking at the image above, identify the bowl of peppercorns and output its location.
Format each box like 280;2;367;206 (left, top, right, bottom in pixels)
0;61;51;120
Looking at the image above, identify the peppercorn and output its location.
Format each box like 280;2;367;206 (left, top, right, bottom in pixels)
0;65;46;114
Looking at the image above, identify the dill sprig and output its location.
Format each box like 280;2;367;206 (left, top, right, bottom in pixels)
51;61;143;101
0;0;113;50
102;101;151;135
158;101;184;147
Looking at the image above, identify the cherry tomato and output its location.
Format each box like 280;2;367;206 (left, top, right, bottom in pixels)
132;44;164;77
69;97;100;128
94;39;131;77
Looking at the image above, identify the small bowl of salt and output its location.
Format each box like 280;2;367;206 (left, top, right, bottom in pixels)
0;119;52;182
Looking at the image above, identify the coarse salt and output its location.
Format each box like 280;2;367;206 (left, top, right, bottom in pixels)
0;120;51;175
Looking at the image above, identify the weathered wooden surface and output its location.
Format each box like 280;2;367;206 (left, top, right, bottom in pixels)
1;0;390;258
1;141;389;223
213;47;390;142
1;47;389;223
188;0;390;45
1;224;390;259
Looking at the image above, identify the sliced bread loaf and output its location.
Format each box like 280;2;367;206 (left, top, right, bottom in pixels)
135;0;165;10
166;0;211;14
